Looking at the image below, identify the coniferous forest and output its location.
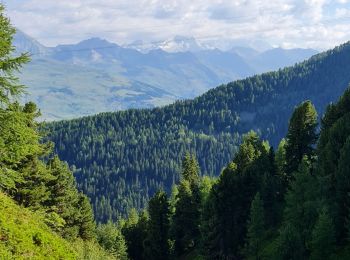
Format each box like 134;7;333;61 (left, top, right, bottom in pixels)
3;3;350;259
47;36;350;222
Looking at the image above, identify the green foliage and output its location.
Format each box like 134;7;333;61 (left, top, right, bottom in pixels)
144;190;171;260
171;154;201;255
282;157;320;248
0;5;30;104
274;223;304;260
181;152;200;184
275;138;286;178
0;4;38;194
285;101;318;179
244;192;265;260
47;115;238;221
0;192;76;259
309;208;336;260
45;156;96;239
96;221;128;259
317;87;350;242
76;193;96;240
72;239;115;260
122;210;149;260
201;132;277;259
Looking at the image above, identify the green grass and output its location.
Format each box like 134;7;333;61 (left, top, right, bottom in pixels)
0;192;76;259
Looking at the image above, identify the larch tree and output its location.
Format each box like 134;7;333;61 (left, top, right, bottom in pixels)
285;101;318;180
309;208;335;260
172;153;201;256
244;192;265;260
144;190;171;260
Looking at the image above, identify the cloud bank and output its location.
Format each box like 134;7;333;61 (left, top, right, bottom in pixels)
2;0;350;50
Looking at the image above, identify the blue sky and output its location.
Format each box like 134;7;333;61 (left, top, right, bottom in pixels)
2;0;350;50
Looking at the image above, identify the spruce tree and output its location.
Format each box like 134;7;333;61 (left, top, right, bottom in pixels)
334;136;350;241
96;221;128;259
7;102;51;208
316;89;350;242
202;131;271;259
122;209;149;260
144;190;170;260
285;101;317;180
275;223;304;260
0;5;56;210
275;138;287;186
76;193;96;240
309;208;335;260
0;4;29;105
172;153;201;256
181;152;200;184
244;192;265;260
282;157;319;248
0;5;35;191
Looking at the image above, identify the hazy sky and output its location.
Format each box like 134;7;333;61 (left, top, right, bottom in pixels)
2;0;350;50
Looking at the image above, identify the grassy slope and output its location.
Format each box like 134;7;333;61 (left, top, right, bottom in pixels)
0;192;76;259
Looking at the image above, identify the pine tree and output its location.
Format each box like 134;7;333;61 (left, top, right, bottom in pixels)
76;193;96;240
202;132;271;259
316;88;350;242
285;101;317;180
0;4;30;105
334;136;350;241
275;138;287;182
275;223;304;260
96;221;128;259
144;190;170;260
244;192;265;260
8;102;51;208
282;157;319;248
181;152;200;184
172;154;201;256
0;5;37;192
122;209;149;260
309;208;335;260
46;157;79;222
45;156;96;240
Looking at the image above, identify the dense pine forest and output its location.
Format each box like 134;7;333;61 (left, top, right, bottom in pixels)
47;36;350;221
115;87;350;259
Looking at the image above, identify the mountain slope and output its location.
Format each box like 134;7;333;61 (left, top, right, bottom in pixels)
13;30;50;55
14;31;317;120
47;41;350;222
250;47;319;72
0;192;76;259
20;57;176;120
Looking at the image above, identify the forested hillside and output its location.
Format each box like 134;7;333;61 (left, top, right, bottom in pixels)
117;88;350;259
48;40;350;222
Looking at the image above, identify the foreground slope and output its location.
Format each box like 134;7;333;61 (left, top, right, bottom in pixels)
48;41;350;221
0;192;75;259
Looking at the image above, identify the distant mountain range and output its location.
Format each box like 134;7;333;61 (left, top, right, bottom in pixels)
14;30;318;120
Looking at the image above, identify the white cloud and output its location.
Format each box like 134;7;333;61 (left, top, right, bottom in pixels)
2;0;350;50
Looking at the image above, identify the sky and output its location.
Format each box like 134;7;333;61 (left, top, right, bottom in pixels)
2;0;350;50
